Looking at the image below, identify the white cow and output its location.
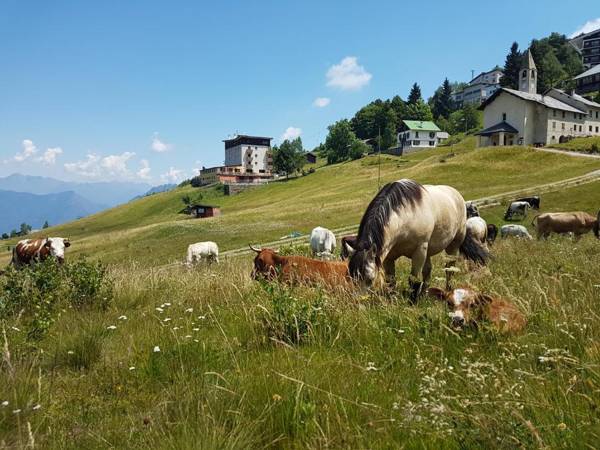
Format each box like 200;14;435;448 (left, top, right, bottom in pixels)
500;224;533;240
310;226;336;256
466;217;488;246
186;241;219;266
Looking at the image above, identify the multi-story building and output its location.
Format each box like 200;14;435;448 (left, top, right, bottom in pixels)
451;67;504;107
570;28;600;69
199;135;274;185
394;120;447;154
574;64;600;95
476;50;600;147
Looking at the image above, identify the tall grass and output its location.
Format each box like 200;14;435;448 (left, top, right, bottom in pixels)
1;233;599;448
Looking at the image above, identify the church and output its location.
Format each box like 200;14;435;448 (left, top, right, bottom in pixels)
476;50;600;147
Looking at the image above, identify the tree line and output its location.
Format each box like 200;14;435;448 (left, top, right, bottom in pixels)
1;221;48;240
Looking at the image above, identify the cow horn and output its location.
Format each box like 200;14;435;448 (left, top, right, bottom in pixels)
248;244;261;253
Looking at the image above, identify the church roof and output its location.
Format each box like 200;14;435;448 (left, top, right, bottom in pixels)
475;121;519;136
479;88;586;114
521;49;537;70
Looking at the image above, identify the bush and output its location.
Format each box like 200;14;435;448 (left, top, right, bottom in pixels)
0;258;113;340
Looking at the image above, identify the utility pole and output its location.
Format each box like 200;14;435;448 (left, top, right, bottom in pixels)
377;126;381;191
471;69;475;80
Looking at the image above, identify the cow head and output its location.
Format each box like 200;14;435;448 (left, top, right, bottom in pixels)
428;287;491;328
465;202;479;218
345;240;378;286
45;237;71;263
249;245;280;280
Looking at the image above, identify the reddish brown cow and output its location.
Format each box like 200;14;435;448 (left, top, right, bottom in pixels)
11;237;71;267
428;286;526;333
249;246;350;287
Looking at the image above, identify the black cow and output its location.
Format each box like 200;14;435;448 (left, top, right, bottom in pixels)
516;196;541;210
504;201;530;221
486;224;498;244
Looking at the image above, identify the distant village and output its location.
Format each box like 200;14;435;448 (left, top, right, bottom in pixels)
194;27;600;194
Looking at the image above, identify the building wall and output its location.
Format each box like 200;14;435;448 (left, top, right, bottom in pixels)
224;144;272;173
398;130;441;151
483;93;528;142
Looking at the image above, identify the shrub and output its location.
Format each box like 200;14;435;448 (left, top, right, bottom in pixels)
591;143;599;154
277;244;311;257
0;258;113;340
258;282;331;345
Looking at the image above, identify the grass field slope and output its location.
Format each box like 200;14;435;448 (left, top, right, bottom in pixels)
3;137;600;267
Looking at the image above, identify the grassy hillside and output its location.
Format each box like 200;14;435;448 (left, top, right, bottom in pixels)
2;177;600;448
550;136;600;153
3;137;600;267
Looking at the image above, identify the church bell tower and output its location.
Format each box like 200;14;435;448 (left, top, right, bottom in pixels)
519;49;537;94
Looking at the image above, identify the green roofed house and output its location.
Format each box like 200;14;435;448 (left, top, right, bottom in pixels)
392;120;448;155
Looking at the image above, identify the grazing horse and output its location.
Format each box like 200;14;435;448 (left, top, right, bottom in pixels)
344;179;489;302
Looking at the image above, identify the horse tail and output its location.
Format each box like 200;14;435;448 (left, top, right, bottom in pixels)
594;210;600;239
460;229;490;265
531;214;540;227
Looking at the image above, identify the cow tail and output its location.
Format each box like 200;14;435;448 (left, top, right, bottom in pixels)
531;215;540;227
594;210;600;239
460;229;490;265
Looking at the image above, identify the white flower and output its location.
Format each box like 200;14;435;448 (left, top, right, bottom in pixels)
197;315;206;320
193;339;199;343
67;351;75;355
118;315;127;320
107;325;117;330
153;346;161;353
185;308;193;313
156;307;164;313
129;366;136;371
193;328;200;332
13;409;21;414
1;401;8;407
163;318;172;322
11;326;20;332
185;335;192;339
392;402;399;410
366;362;378;372
164;303;171;307
172;326;179;331
32;404;41;410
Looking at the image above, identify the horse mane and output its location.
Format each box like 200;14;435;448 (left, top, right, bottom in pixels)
356;179;424;264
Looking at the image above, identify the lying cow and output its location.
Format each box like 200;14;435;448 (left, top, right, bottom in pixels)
500;224;533;240
516;196;541;210
504;201;530;221
533;211;600;240
428;286;526;333
465;202;480;218
11;237;71;267
186;241;219;266
486;224;498;245
249;246;350;287
310;226;336;256
340;235;357;260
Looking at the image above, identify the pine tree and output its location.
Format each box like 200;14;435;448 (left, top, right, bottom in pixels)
500;42;521;89
42;220;49;229
432;78;454;119
407;83;422;105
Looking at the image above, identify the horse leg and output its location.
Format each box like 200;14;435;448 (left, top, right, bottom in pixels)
408;245;427;304
383;258;396;293
421;257;432;292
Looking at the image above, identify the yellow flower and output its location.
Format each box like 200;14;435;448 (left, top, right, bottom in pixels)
558;423;567;431
272;394;282;402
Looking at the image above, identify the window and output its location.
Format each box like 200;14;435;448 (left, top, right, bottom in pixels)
562;123;565;130
429;132;435;138
552;122;556;129
551;136;556;141
502;113;507;121
413;140;420;146
522;70;527;78
590;126;593;132
579;125;583;132
597;111;599;119
415;131;420;138
553;109;557;117
597;127;599;133
562;111;566;118
429;141;435;146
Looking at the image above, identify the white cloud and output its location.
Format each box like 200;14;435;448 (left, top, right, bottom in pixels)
13;139;38;162
161;167;186;183
137;159;151;180
570;18;600;38
280;126;302;142
151;133;172;153
313;97;331;108
36;147;63;165
64;152;135;179
326;56;372;91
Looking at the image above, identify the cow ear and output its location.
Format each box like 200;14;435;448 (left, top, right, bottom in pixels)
427;287;446;301
64;239;71;247
44;240;52;248
344;242;355;257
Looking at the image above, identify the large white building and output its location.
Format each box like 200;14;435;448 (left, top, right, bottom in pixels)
452;67;504;107
392;120;447;154
477;50;600;147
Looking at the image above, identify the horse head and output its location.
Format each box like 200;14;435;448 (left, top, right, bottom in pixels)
346;240;378;286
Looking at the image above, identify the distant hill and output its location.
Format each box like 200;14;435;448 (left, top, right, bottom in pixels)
0;173;151;207
0;189;106;233
134;184;177;200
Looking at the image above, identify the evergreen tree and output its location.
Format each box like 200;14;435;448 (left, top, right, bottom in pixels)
431;78;454;119
407;83;422;105
19;223;32;236
406;100;433;121
390;95;408;128
42;220;49;229
1;233;8;240
500;42;521;89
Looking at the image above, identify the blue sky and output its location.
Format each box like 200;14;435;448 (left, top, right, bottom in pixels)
0;1;598;185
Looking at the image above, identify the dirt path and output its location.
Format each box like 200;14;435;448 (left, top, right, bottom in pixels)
536;147;600;159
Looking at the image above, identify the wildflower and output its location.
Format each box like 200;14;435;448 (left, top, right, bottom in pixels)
185;308;193;313
193;339;199;343
172;326;179;331
185;335;192;339
272;394;282;402
163;318;172;322
197;315;206;320
118;315;127;320
155;307;164;313
1;401;8;407
107;325;117;330
558;422;567;431
32;404;41;411
366;362;378;372
153;346;161;353
392;402;399;410
129;367;136;371
164;302;172;307
67;350;74;355
13;409;21;414
11;326;20;332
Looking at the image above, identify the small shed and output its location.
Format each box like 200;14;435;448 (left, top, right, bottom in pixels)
189;204;221;218
305;152;317;164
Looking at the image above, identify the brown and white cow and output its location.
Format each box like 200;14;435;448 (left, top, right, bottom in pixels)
11;237;71;267
249;246;350;288
428;286;526;333
532;211;600;239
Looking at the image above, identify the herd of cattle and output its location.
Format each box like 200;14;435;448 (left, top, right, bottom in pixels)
6;179;600;333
